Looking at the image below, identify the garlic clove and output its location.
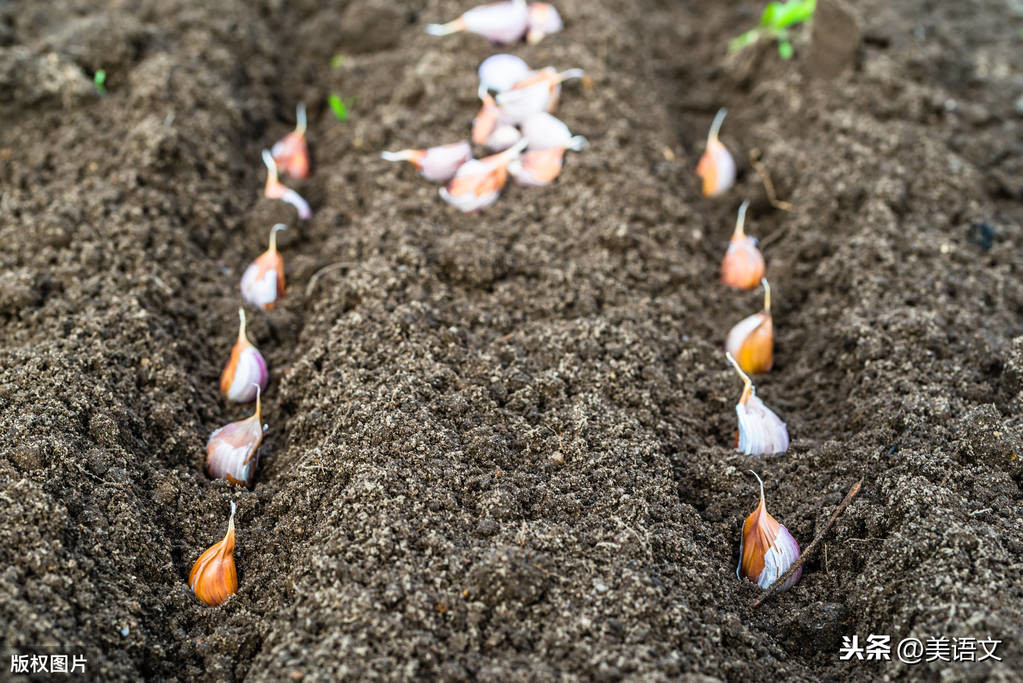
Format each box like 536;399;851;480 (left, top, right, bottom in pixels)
737;471;801;591
241;224;286;310
721;200;765;290
206;386;265;488
484;123;523;153
519;111;572;150
478;53;532;93
697;108;736;197
508;136;585;186
725;278;774;374
426;0;529;44
526;2;563;44
726;352;789;455
271;104;310;179
497;67;583;123
440;139;526;212
381;141;472;183
220;308;269;403
189;501;239;606
262;150;311;219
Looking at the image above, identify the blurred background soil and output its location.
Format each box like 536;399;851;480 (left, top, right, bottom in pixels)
1;0;1022;680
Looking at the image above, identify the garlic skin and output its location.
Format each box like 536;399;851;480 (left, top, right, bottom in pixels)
696;108;735;197
440;139;526;212
206;387;265;488
478;53;531;93
241;224;286;310
426;0;529;45
497;67;584;123
721;200;765;290
508;136;586;186
220;308;269;403
262;150;311;219
189;502;239;606
737;472;801;591
725;279;773;375
485;123;523;153
472;89;502;146
381;141;472;183
271;104;309;179
526;2;563;44
727;352;789;455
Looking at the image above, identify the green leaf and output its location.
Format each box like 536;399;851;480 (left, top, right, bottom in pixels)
778;40;794;59
728;28;762;53
328;94;349;121
94;69;107;95
330;54;346;69
760;0;815;30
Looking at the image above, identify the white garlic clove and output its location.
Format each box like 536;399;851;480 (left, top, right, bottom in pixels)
726;352;788;455
478;54;532;93
526;2;563;43
520;112;573;150
737;472;802;591
497;67;583;123
484;123;523;152
206;388;265;488
426;0;529;45
382;141;472;183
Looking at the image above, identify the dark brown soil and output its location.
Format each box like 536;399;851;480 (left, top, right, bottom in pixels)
2;0;1022;680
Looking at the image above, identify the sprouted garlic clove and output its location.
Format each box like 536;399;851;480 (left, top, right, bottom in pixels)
219;308;269;403
240;224;286;310
206;385;265;488
737;471;801;591
721;200;766;290
726;352;789;455
697;108;736;197
262;150;311;219
725;278;774;374
189;501;239;606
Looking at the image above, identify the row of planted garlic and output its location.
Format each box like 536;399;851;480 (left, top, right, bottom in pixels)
699;110;802;592
187;110;313;607
382;53;587;211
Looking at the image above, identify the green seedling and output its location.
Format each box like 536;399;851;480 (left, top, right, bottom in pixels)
729;0;816;60
330;54;346;69
94;69;107;94
328;94;348;121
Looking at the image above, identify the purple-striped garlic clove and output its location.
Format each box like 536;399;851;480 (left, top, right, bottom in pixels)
241;224;286;310
219;308;269;403
526;2;563;43
382;141;472;183
737;471;802;591
478;53;532;93
727;352;789;455
426;0;529;45
206;386;265;488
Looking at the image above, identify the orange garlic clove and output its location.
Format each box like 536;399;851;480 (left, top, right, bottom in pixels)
262;150;311;219
219;308;269;403
721;200;765;290
241;224;286;310
697;108;736;197
271;104;310;179
189;501;239;606
472;88;502;146
508;136;585;186
725;278;773;374
737;471;801;590
440;139;525;212
206;386;265;488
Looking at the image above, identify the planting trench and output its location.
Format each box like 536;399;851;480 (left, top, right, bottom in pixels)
1;0;1022;680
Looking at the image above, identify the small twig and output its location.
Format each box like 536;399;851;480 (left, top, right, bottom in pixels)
305;261;356;297
753;479;862;608
749;148;793;212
